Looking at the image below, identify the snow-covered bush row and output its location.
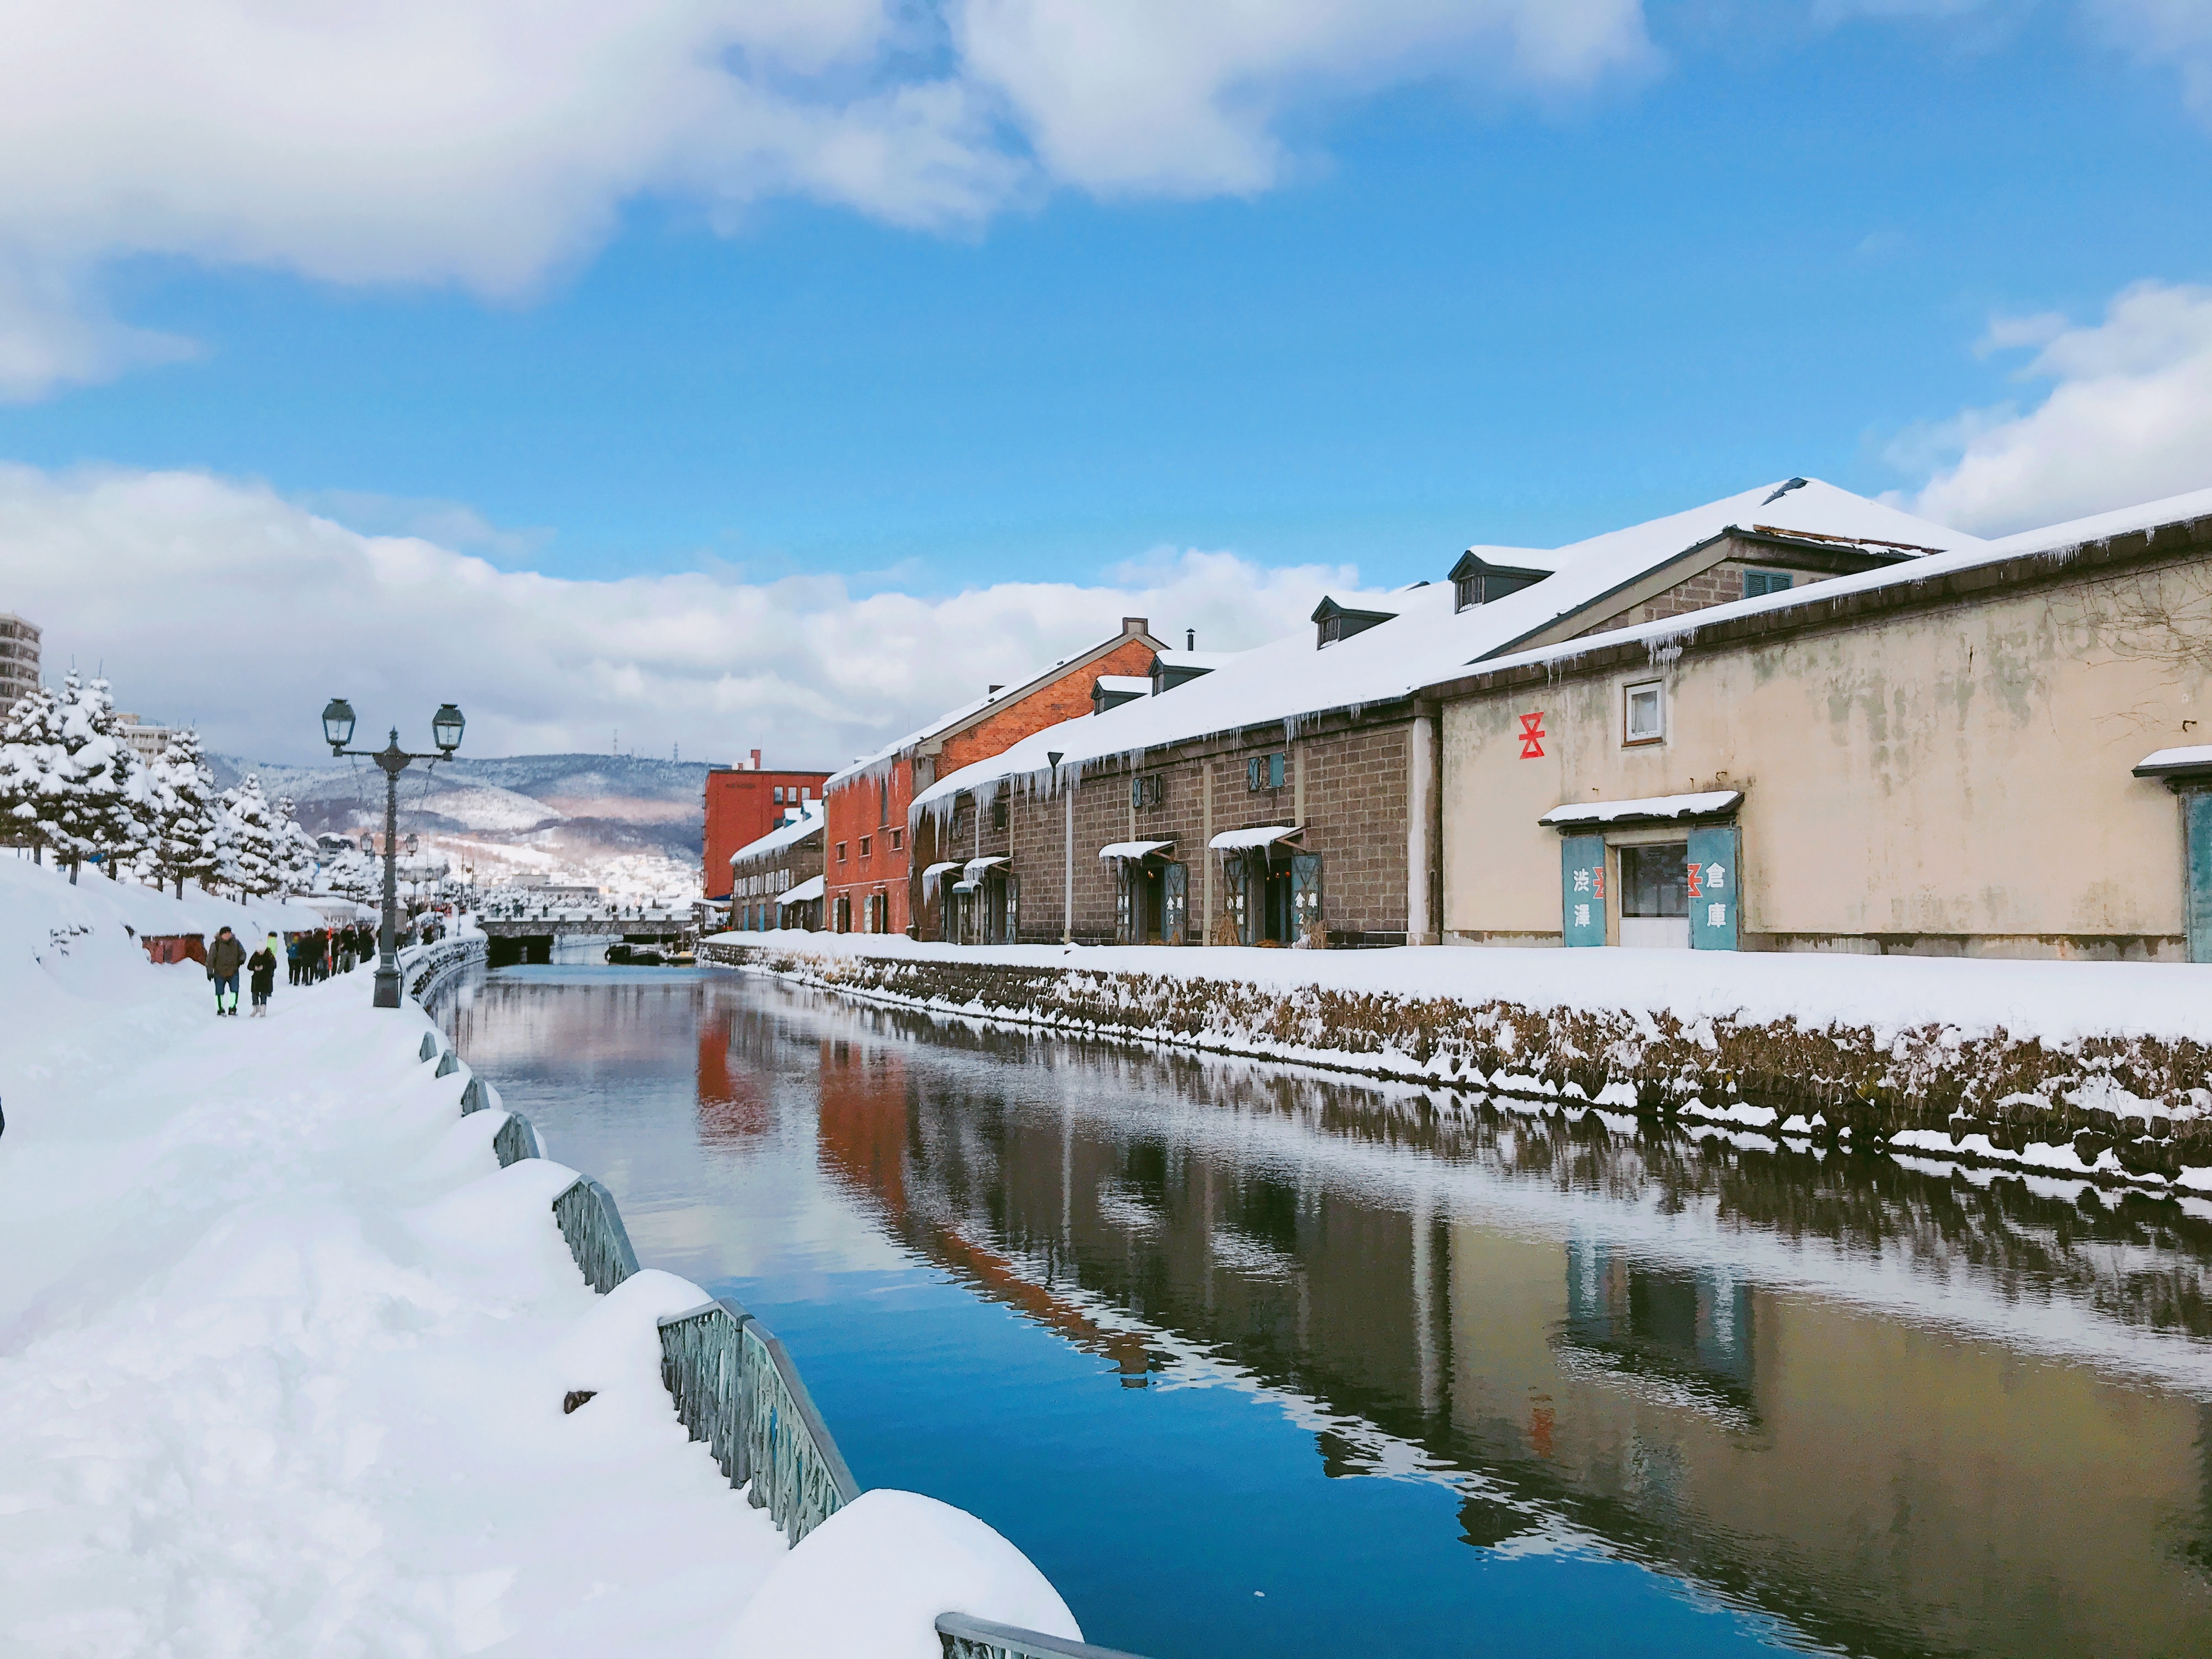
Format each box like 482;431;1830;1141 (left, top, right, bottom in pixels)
705;933;2212;1192
1;673;317;898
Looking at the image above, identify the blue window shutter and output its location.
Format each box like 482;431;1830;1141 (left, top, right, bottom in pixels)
1271;753;1285;789
1561;834;1607;947
2186;789;2212;963
1688;824;1742;951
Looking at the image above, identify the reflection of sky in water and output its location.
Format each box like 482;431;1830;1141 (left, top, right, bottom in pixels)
442;967;2212;1659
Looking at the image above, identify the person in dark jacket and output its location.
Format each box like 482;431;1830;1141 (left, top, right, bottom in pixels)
247;933;279;1018
207;926;245;1016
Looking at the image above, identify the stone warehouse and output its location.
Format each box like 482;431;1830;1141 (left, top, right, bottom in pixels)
1423;489;2212;961
825;616;1165;936
726;800;825;934
907;481;1977;947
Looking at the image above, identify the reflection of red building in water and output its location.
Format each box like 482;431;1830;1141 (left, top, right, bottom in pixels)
696;1003;771;1140
703;749;830;901
811;1036;1154;1380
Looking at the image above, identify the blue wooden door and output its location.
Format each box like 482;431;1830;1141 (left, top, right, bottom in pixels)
1560;834;1607;947
1688;825;1741;951
2187;789;2212;963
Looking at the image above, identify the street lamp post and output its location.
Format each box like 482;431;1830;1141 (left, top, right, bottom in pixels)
322;698;465;1008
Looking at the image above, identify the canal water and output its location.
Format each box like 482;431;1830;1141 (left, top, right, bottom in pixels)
438;964;2212;1659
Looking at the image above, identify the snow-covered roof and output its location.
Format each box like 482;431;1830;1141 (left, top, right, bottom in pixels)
1465;483;2212;691
1093;676;1150;701
1149;649;1242;674
1208;825;1301;851
776;874;825;905
2133;745;2212;778
1457;544;1560;573
919;860;961;882
963;856;1009;880
912;478;1980;814
1539;791;1745;829
727;800;823;867
1099;839;1175;860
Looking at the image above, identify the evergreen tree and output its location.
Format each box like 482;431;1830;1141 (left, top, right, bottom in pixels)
67;678;147;881
148;728;221;898
0;682;62;863
218;774;281;898
274;795;319;896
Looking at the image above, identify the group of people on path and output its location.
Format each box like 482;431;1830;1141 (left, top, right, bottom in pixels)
206;920;380;1018
289;923;377;985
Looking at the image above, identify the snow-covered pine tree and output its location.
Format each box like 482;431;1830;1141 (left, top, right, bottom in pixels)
69;678;148;881
148;727;221;897
0;682;62;863
219;774;281;898
274;795;319;896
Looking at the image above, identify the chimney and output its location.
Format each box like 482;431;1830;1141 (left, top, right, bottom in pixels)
1186;629;1195;651
1122;616;1148;637
749;748;761;770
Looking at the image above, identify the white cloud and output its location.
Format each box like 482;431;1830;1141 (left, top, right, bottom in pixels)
0;1;1652;398
954;0;1655;196
2090;0;2212;111
1895;280;2212;534
0;463;1374;766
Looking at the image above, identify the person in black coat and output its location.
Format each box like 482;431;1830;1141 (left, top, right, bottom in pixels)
247;934;280;1018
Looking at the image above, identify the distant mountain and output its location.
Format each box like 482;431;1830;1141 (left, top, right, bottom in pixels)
207;752;708;865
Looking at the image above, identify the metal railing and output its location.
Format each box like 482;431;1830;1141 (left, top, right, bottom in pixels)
426;1016;1156;1655
492;1112;539;1167
551;1175;640;1293
937;1616;1150;1659
402;935;486;1001
658;1297;861;1545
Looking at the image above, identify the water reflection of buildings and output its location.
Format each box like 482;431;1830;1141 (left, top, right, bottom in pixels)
777;1002;2212;1659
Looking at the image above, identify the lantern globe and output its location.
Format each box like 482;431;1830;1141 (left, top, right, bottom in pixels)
431;703;465;753
323;697;357;751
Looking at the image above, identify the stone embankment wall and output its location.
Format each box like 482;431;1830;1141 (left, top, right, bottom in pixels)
702;940;2212;1193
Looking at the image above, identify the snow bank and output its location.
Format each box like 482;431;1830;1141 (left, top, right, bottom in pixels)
0;859;793;1655
708;932;2212;1193
724;1490;1082;1659
707;928;2212;1048
0;859;1090;1658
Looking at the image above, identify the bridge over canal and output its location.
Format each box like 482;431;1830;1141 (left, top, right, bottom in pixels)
478;905;693;966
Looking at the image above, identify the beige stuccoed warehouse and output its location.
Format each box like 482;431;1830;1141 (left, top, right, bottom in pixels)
1421;488;2212;961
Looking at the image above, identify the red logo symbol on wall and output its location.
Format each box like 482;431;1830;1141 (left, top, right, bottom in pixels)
1517;712;1547;759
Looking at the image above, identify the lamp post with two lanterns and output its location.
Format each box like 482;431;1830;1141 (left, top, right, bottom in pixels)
321;698;465;1008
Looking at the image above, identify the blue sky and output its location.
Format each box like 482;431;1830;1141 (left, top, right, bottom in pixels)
4;1;2211;760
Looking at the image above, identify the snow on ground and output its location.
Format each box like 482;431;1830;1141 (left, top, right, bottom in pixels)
0;860;1063;1658
713;928;2212;1047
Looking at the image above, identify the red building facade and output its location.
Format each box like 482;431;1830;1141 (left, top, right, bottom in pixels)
823;618;1167;936
702;749;830;900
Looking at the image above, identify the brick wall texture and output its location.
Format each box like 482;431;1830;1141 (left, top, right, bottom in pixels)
1574;552;1843;641
949;716;1413;947
829;630;1162;935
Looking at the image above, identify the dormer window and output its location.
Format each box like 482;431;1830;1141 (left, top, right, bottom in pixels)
1311;597;1395;649
1449;551;1551;613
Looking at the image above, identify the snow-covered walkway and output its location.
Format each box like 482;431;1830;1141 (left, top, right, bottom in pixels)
0;861;1085;1658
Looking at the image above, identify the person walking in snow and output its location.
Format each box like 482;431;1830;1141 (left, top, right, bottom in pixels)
207;926;245;1017
247;934;279;1018
286;934;303;987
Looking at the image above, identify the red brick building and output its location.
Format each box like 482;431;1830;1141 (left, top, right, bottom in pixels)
823;617;1167;935
703;749;829;900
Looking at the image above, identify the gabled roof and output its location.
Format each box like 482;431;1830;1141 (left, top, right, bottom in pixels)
825;617;1167;790
729;800;824;867
1447;483;2212;693
911;479;1980;815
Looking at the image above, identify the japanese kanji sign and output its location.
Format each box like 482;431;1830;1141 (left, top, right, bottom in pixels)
1560;833;1606;947
1688;825;1740;952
